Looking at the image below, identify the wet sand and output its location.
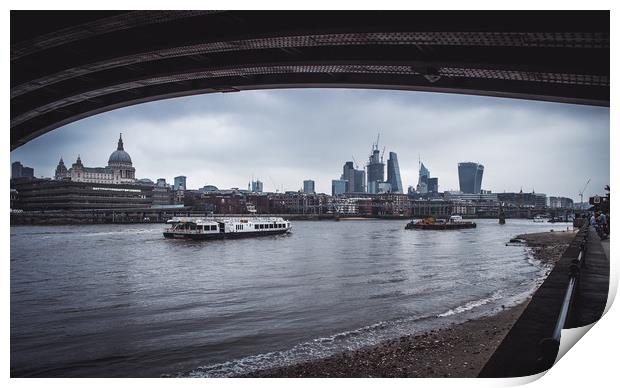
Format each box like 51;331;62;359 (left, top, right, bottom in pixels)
242;229;576;378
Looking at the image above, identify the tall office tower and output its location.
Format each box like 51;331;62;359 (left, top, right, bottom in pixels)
331;179;347;196
174;175;187;191
251;180;264;193
427;177;439;193
366;140;385;194
341;161;366;193
353;169;365;193
303;180;315;194
458;162;484;194
386;152;403;193
342;161;355;192
417;162;430;193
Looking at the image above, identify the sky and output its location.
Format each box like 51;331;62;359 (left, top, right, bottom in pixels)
10;89;610;201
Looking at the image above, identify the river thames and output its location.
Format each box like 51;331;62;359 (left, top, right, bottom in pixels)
10;219;572;377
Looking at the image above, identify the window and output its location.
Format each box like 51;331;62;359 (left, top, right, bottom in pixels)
211;225;217;231
255;225;258;230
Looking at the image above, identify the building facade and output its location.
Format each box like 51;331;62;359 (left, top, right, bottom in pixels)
332;179;347;196
366;146;384;194
303;180;315;194
54;134;136;184
251;180;263;193
174;176;187;191
12;161;34;179
386;152;403;193
11;178;153;211
427;177;439;193
458;162;484;194
417;163;430;193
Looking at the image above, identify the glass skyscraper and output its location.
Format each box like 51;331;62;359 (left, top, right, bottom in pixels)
331;179;347;196
303;180;315;194
342;161;365;193
458;162;484;194
366;147;384;194
386;152;403;193
417;163;430;193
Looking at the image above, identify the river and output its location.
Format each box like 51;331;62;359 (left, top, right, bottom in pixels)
10;219;572;377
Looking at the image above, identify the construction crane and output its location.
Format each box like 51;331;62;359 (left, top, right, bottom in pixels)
579;178;591;206
352;156;360;169
381;146;386;162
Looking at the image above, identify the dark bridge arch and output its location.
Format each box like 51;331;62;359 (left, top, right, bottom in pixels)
11;10;609;150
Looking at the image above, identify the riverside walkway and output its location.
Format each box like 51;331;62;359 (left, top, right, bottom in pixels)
479;225;610;377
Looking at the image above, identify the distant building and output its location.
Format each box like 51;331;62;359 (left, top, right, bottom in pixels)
386;152;403;193
332;179;347;196
174;176;187;191
53;134;136;184
11;178;153;211
153;178;173;206
417;163;430;194
366;141;385;194
199;185;219;193
497;190;547;208
303;180;315;194
427;177;439;193
458;162;484;194
377;182;392;193
341;162;365;193
12;161;34;179
251;180;263;193
549;196;574;209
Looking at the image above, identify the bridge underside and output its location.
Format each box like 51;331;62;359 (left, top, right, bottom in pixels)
11;11;609;150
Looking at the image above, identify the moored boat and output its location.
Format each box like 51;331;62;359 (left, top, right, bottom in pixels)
163;216;292;240
405;215;476;230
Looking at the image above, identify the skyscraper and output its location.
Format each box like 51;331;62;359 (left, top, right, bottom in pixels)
303;180;315;194
251;180;263;193
331;179;347;196
366;141;384;194
386;152;403;193
417;163;430;193
458;162;484;194
342;161;365;193
427;177;439;193
174;176;187;191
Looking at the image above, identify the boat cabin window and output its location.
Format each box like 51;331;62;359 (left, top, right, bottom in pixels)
211;225;217;231
255;224;259;230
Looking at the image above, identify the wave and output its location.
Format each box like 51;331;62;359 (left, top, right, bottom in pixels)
436;290;504;318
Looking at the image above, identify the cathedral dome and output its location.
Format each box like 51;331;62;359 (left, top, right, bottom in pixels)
108;134;132;165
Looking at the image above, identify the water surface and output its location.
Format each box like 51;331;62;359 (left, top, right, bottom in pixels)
10;219;572;377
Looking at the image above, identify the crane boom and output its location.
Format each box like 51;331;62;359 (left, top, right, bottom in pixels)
579;178;591;205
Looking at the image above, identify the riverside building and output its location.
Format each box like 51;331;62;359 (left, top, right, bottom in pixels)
54;134;136;184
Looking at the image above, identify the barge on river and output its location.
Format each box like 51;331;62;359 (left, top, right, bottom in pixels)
405;215;476;230
164;216;292;240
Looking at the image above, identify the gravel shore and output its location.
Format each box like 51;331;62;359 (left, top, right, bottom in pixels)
242;229;576;378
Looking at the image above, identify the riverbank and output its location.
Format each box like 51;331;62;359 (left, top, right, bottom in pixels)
242;229;576;378
516;229;577;265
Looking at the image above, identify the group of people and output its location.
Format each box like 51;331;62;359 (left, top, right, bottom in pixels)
589;211;610;240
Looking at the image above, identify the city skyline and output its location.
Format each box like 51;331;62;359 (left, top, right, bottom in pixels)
9;89;609;201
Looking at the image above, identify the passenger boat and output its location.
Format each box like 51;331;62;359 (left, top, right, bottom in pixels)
163;216;292;240
405;215;477;230
533;215;547;222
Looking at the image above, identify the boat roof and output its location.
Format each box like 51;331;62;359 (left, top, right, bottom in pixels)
167;216;288;224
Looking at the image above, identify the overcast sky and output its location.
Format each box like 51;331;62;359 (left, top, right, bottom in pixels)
10;89;609;201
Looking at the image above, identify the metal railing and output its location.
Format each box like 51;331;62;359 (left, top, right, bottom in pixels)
538;225;589;366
